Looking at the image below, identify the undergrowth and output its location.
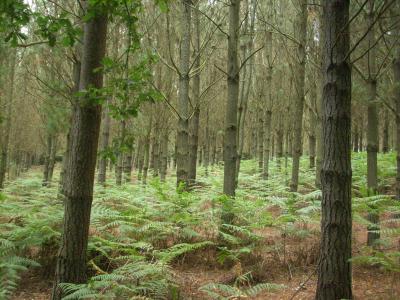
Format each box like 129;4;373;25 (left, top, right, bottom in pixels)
0;152;399;299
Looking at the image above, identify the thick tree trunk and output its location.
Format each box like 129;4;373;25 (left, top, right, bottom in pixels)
223;0;240;198
290;0;307;192
51;8;107;300
0;49;16;190
316;1;352;299
59;56;81;196
176;0;191;188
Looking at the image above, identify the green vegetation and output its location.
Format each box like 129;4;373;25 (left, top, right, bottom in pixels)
1;153;399;299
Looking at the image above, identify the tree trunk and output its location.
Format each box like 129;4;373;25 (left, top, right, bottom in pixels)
223;0;240;198
394;6;400;199
353;123;359;152
176;0;191;188
142;118;152;185
0;49;16;190
124;149;133;183
59;55;81;197
152;133;160;177
276;128;283;170
236;0;256;185
308;83;317;169
290;0;307;192
159;129;169;182
366;1;380;246
257;110;264;171
204;107;210;176
382;109;389;153
47;136;57;184
115;120;126;186
137;139;144;181
43;134;53;187
316;1;352;299
98;100;111;185
51;7;107;299
262;111;272;180
188;3;201;185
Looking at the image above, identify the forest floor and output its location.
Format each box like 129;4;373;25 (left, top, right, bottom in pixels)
2;153;400;299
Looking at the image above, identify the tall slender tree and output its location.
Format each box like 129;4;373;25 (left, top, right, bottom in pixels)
176;0;191;188
0;49;16;190
223;0;241;198
290;0;307;192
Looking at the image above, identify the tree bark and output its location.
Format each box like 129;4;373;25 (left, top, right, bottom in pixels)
394;5;400;199
124;148;133;183
43;134;53;187
366;0;380;246
115;120;126;186
316;1;352;299
159;129;169;182
47;136;57;184
262;111;272;180
188;2;201;185
223;0;240;198
257;109;264;171
353;123;359;152
382;109;389;153
137;138;145;181
51;6;107;299
0;49;16;190
308;83;317;169
97;100;111;185
142;118;152;185
236;0;256;185
290;0;307;192
59;55;81;197
176;0;191;188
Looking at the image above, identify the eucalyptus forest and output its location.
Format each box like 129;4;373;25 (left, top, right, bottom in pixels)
1;0;400;299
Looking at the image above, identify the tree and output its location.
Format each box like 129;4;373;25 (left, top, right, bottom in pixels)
0;49;16;190
316;0;352;299
176;0;191;188
51;3;108;299
393;1;400;200
223;0;241;198
188;0;201;186
290;0;307;192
